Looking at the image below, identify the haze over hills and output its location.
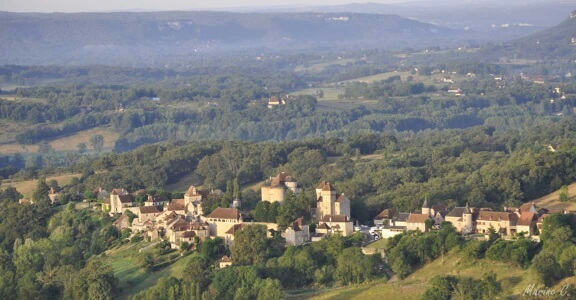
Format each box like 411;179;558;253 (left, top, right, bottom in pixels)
255;1;575;39
481;10;576;60
0;11;457;66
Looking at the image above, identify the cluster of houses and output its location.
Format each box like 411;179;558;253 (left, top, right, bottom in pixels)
374;198;573;241
97;172;352;268
34;170;575;268
267;95;295;108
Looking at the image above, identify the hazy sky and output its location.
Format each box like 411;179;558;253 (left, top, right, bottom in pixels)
1;0;408;13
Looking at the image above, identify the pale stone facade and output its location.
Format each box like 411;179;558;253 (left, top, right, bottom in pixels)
315;181;350;222
261;172;301;203
284;217;310;246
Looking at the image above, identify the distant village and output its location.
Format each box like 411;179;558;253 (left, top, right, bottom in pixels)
28;171;576;267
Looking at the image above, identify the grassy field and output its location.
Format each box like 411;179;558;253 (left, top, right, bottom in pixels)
293;249;541;299
292;86;382;112
533;182;576;212
1;95;49;104
364;238;388;249
0;120;32;145
104;242;197;299
164;171;204;192
292;87;345;101
0;173;80;198
341;71;468;86
0;126;119;155
294;58;359;73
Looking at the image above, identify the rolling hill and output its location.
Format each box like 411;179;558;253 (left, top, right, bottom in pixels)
0;11;457;65
485;10;576;60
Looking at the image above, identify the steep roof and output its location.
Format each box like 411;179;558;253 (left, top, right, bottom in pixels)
316;181;327;190
317;223;331;230
517;212;537;226
113;214;128;226
118;195;134;204
322;182;336;192
322;214;350;223
167;201;186;211
220;255;232;263
207;207;241;220
268;172;295;188
374;208;396;220
140;206;161;214
395;212;411;222
146;194;168;203
446;207;470;218
225;223;249;234
335;194;348;203
436;210;449;218
519;202;538;213
407;213;430;224
477;211;518;222
111;188;128;196
422;198;429;208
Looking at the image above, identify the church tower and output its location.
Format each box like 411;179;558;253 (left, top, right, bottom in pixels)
462;202;474;234
422;197;431;216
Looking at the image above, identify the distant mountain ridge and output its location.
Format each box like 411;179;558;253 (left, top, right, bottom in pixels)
0;11;456;65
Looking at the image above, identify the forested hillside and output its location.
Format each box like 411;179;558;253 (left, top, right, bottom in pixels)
0;11;454;65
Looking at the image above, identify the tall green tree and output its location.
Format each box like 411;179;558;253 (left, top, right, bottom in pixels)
231;225;268;266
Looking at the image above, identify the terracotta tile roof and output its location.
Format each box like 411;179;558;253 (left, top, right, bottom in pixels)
140;206;161;214
321;214;349;223
322;182;336;192
316;181;328;190
220;255;232;263
517;212;537;226
189;222;208;230
317;196;323;202
167;200;186;211
207;207;241;220
477;211;518;222
269;172;294;188
317;223;331;230
170;219;190;231
102;198;110;204
374;208;396;220
225;223;249;234
170;198;185;205
519;202;538;213
407;214;430;224
335;194;348;203
118;195;134;204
